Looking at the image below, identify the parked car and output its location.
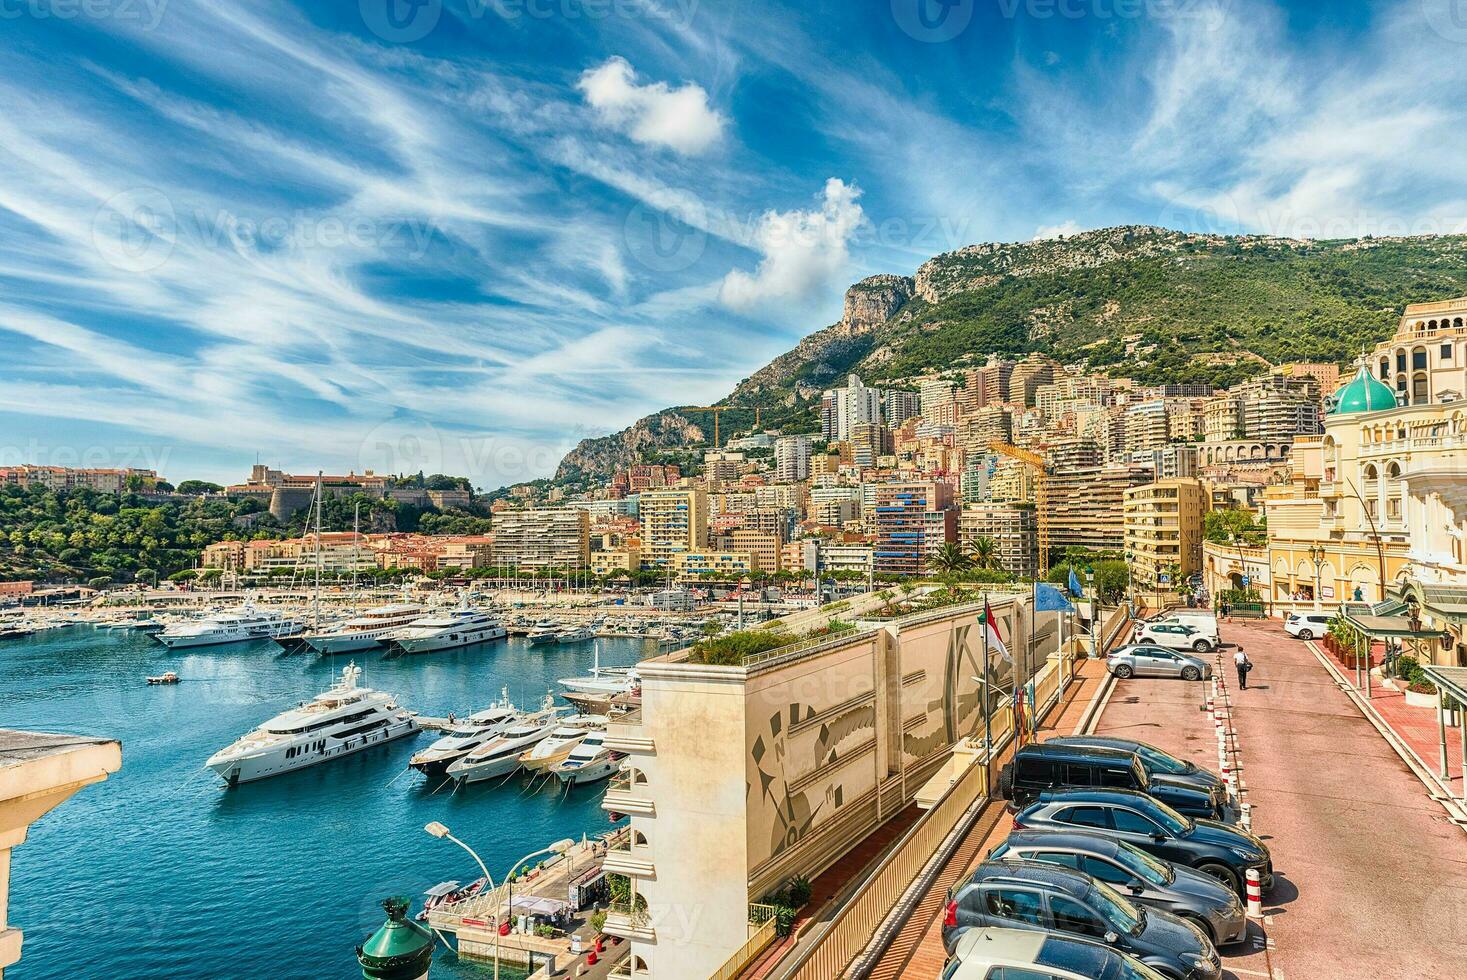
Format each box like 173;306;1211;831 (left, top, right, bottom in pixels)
1146;612;1220;646
942;926;1170;980
1011;789;1273;896
943;861;1221;980
1284;612;1332;640
1107;645;1212;681
998;743;1226;819
1134;622;1215;653
1047;737;1226;802
988;831;1247;947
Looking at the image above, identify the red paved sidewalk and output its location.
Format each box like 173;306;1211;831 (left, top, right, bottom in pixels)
1363;674;1466;799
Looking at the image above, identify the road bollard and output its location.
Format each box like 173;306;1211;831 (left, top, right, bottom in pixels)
1246;868;1263;917
1240;803;1252;830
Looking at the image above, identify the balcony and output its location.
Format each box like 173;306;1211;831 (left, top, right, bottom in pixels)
604;898;656;943
604;709;654;754
602;771;655;817
602;840;656;879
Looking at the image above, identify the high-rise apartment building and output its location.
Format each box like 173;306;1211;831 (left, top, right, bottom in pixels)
1236;374;1321;443
919;378;957;415
639;488;709;567
882;389;922;427
1150;444;1199;479
774;435;811;482
1124;478;1211;588
1010;354;1060;407
491;507;591;569
872;481;956;576
730;528;784;573
959;503;1038;579
1047;464;1152;554
820;375;883;441
850;422;893;468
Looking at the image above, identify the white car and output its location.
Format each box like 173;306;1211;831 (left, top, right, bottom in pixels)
943;926;1168;980
1284;612;1331;640
1134;621;1215;653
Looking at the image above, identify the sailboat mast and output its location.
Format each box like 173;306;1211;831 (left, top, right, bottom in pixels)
313;472;323;628
352;502;360;591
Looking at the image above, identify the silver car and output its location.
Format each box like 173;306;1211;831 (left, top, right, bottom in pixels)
989;831;1247;947
1107;645;1212;681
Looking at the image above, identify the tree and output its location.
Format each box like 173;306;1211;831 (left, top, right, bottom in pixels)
967;536;999;570
1093;560;1129;604
926;542;973;575
177;481;223;495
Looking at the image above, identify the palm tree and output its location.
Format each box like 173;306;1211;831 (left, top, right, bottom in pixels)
968;536;1000;570
927;542;973;575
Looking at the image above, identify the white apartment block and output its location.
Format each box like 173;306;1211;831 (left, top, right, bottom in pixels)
775;435;811;482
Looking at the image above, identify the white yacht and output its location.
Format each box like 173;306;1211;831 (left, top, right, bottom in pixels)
157;604;305;649
445;703;561;784
392;609;507;654
556;626;594;644
526;625;560;645
559;646;639;697
517;716;606;772
204;663;417;785
302;603;425;655
551;731;623;786
407;690;522;779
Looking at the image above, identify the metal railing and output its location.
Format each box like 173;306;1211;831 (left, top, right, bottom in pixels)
708;905;781;980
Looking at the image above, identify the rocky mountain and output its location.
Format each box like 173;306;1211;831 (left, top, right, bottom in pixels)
552;226;1467;483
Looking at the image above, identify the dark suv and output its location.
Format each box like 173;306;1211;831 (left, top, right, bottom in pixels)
1012;788;1273;896
943;861;1222;980
999;743;1226;819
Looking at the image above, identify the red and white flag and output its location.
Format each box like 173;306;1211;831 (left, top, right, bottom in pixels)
982;597;1012;663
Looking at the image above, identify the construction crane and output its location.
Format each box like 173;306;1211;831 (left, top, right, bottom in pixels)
683;405;763;447
987;441;1051;577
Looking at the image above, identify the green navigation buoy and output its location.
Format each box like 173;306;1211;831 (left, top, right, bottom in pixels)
356;896;434;980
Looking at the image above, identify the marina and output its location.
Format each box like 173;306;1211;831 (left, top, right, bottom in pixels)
1;621;656;980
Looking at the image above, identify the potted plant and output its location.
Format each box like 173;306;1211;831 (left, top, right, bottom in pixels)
1405;677;1441;709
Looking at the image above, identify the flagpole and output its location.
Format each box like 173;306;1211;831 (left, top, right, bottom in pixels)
981;608;993;795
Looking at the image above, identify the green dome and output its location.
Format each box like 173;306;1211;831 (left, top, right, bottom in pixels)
357;897;434;980
1330;366;1398;415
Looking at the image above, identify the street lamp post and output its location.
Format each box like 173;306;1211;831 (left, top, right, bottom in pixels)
425;822;501;980
1307;545;1327;613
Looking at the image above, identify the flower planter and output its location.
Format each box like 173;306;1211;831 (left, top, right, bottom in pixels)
1404;689;1441;709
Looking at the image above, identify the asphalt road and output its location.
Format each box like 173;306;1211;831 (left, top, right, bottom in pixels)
1096;620;1467;979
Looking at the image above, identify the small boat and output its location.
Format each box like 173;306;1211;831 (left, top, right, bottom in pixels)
146;671;180;685
556;626;594;644
417;879;486;921
526;626;560;645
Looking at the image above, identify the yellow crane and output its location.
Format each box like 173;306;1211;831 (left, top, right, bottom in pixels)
683;405;763;447
987;441;1051;577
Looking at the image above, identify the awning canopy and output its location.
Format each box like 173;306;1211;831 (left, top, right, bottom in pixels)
1340;601;1451;640
1400;583;1467;622
509;895;568;916
1421;666;1467;705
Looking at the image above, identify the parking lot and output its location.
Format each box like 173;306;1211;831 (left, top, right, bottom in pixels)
1095;619;1467;979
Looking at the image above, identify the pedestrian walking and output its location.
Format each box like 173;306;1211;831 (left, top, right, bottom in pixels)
1234;648;1252;690
1222;599;1233;623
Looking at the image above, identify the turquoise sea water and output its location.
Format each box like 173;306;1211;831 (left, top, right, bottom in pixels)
2;625;653;979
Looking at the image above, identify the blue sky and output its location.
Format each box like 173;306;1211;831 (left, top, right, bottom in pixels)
3;0;1466;487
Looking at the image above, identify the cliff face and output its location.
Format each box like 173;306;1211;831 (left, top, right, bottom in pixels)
554;411;706;482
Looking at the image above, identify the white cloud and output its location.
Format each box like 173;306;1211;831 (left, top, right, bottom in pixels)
578;57;726;156
718;178;864;311
1033;220;1084;240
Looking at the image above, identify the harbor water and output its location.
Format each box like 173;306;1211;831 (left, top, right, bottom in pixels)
2;625;655;979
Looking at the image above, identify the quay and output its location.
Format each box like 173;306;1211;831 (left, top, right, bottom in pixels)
427;828;629;975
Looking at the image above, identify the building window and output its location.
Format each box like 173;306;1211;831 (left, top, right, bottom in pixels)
1413;348;1429;371
1443;344;1454;362
1397;351;1408;373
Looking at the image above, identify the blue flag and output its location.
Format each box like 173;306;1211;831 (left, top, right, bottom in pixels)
1035;582;1075;613
1068;569;1084;599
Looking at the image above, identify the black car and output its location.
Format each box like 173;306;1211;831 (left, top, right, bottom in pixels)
1012;788;1272;896
998;743;1226;820
989;831;1247;947
1048;737;1226;804
943;861;1222;980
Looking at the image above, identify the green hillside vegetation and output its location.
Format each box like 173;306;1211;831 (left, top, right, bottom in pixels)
0;485;491;584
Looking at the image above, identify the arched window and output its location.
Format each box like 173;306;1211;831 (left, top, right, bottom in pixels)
1379;357;1390;379
1413;346;1429;371
1413;372;1430;403
1362;464;1380;519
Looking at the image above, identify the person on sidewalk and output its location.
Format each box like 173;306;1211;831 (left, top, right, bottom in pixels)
1234;648;1252;690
